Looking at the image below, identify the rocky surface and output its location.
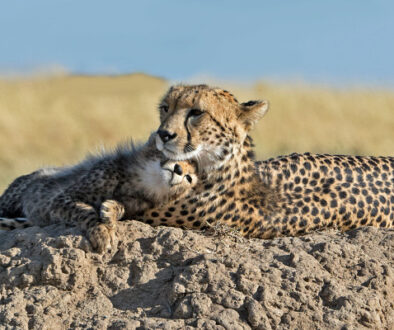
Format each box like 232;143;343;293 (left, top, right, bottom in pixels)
0;221;393;329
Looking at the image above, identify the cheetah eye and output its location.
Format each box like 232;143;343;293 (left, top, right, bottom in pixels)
189;109;204;117
160;105;169;113
185;175;193;183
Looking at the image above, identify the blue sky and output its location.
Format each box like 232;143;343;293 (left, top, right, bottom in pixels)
1;1;393;85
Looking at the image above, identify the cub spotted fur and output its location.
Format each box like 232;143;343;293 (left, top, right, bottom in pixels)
0;134;197;252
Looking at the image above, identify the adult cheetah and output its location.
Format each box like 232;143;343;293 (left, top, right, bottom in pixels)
0;135;197;252
131;84;393;237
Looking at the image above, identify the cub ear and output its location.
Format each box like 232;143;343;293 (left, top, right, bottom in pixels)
238;100;269;131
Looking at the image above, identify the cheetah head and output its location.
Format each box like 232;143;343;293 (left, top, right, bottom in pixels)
155;84;268;169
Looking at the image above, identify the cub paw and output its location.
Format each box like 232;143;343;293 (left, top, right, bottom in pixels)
100;200;125;227
87;223;117;253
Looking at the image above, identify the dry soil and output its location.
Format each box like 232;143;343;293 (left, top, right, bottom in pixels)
0;221;393;329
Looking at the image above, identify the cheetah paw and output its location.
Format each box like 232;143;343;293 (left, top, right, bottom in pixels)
87;223;117;253
100;199;125;227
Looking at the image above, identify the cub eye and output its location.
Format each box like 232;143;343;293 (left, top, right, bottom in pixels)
185;175;193;183
189;109;204;117
160;105;169;112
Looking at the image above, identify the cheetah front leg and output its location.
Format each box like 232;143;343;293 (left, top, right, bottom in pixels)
48;194;124;253
88;200;125;252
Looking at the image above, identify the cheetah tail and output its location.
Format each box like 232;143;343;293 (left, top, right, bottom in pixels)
0;217;32;230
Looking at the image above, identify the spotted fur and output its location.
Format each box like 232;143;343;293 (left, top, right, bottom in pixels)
0;135;197;252
133;84;393;236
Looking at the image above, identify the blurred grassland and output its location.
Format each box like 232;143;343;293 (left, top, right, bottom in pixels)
0;73;393;192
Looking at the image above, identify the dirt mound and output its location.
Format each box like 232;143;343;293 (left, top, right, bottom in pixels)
0;221;393;329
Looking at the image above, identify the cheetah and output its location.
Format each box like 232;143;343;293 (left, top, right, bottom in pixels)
126;84;393;237
0;134;197;252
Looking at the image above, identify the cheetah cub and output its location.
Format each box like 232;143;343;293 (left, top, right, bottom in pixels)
0;134;197;252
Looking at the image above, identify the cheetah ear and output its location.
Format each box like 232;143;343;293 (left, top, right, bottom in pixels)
238;100;269;131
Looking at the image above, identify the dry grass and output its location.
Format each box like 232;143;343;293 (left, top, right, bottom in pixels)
0;74;393;192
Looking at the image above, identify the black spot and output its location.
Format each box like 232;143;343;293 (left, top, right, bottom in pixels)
290;164;298;173
320;165;328;174
330;200;338;208
357;210;364;218
217;184;225;192
232;215;240;222
349;197;356;205
227;203;236;211
146;219;154;225
176;220;184;225
302;206;309;214
164;212;172;217
226;191;235;198
180;210;189;216
242;100;258;106
151;212;159;217
193;221;201;227
187;216;195;222
312;172;320;179
313;217;320;224
207;205;216;214
339;191;347;199
312;207;319;216
345;175;353;183
339;206;346;214
352;187;360;195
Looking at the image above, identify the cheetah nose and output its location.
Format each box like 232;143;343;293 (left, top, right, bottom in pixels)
158;129;177;143
174;164;183;175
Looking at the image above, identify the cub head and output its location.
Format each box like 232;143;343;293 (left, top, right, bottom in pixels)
155;84;269;168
